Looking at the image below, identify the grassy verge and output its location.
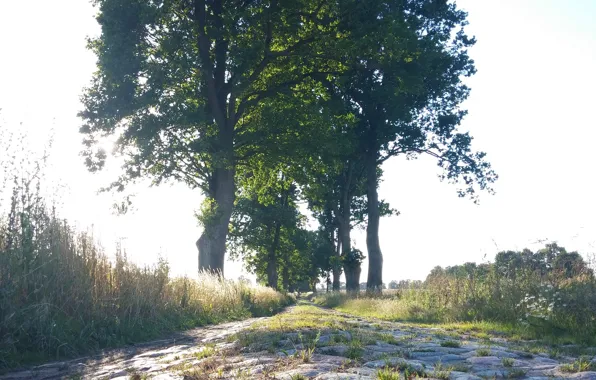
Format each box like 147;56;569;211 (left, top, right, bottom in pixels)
0;210;293;371
314;292;596;352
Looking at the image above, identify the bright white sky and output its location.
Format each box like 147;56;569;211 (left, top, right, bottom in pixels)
1;1;595;283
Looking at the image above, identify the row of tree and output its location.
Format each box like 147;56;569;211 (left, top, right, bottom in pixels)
80;0;496;291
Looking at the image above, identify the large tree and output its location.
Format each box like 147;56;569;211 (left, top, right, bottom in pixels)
329;0;497;290
80;0;346;275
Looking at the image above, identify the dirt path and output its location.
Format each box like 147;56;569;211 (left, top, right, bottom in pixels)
2;304;595;379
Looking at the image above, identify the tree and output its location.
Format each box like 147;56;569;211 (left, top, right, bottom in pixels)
228;163;300;289
80;0;347;275
328;0;497;290
229;161;333;291
299;122;394;292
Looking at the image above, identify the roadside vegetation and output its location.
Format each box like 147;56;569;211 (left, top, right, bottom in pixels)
316;245;596;348
0;134;293;371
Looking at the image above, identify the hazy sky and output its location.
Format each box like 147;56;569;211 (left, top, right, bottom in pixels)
1;1;595;282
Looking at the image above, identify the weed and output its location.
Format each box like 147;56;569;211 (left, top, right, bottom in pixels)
440;340;461;348
378;333;400;345
376;367;400;380
194;346;216;360
506;368;527;378
502;358;514;367
345;341;364;360
296;331;320;363
560;357;596;373
476;348;491;357
290;374;308;380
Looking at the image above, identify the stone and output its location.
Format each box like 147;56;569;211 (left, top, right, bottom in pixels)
314;373;369;380
363;358;431;373
152;375;184;380
466;356;502;366
566;373;596;380
415;353;465;363
317;334;333;345
449;372;483;380
319;345;349;356
365;342;402;353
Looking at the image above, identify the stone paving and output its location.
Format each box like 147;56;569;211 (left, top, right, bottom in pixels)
2;305;596;380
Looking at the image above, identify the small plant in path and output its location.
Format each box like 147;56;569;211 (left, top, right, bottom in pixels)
376;368;400;380
194;346;216;360
506;368;527;378
440;340;461;348
345;340;364;360
296;331;320;363
502;358;514;367
560;357;596;373
476;348;491;357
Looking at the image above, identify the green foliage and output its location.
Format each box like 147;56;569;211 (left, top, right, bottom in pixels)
560;357;596;373
476;348;491;357
229;165;329;291
502;358;514;367
316;244;596;344
440;340;461;348
80;0;347;190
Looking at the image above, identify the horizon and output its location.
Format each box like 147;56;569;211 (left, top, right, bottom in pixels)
1;0;596;283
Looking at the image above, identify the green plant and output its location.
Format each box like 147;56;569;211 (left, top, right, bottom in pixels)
378;333;400;345
440;340;461;348
502;358;514;367
0;149;293;371
290;374;308;380
195;346;216;360
560;357;596;373
296;331;320;363
506;368;527;378
432;362;453;379
476;348;491;357
345;341;364;360
376;368;400;380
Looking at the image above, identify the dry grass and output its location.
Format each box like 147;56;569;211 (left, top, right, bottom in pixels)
0;130;293;370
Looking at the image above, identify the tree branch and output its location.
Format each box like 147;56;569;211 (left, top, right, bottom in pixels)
194;0;227;128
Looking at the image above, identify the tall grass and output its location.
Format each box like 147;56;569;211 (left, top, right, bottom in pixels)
0;128;293;370
316;249;596;344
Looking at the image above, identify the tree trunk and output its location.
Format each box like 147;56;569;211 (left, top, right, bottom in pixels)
345;265;361;294
366;150;383;291
266;222;281;289
332;231;341;291
197;166;235;276
339;165;360;293
282;262;289;291
339;215;360;293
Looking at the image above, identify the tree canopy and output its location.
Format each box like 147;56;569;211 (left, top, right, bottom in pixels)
81;0;497;289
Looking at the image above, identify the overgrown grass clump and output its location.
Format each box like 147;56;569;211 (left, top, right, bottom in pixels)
0;215;291;369
0;138;292;370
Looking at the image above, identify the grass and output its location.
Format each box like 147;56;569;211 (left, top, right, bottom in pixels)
506;368;527;378
345;341;364;360
315;291;596;356
194;345;216;360
476;348;491;357
440;340;461;348
502;357;514;367
0;184;294;372
376;361;428;379
560;357;596;373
